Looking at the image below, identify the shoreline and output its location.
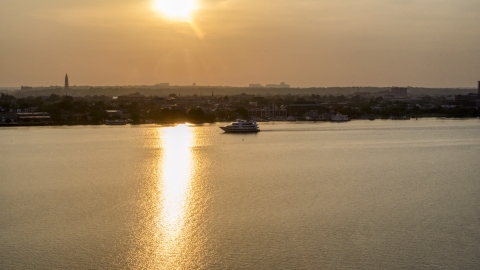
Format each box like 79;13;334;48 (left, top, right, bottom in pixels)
1;117;478;128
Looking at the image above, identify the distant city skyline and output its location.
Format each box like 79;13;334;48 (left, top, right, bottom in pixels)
0;0;479;88
11;75;479;90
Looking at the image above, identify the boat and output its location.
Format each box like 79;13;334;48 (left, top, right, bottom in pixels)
104;119;127;125
220;120;260;133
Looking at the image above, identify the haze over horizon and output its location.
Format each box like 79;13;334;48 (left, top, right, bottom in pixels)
1;0;479;88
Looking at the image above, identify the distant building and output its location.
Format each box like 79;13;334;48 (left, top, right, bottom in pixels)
391;87;407;97
249;84;262;88
377;90;391;95
450;93;478;108
266;82;290;88
20;86;33;91
155;83;170;87
351;91;371;97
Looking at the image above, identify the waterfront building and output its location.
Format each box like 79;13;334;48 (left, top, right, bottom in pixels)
105;110;123;117
249;84;263;88
0;112;19;122
477;81;480;117
248;104;288;118
1;112;51;125
477;81;480;100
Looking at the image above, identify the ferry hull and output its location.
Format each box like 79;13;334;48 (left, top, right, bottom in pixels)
220;127;260;133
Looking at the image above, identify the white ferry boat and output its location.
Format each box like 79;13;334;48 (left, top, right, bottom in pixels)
220;120;260;133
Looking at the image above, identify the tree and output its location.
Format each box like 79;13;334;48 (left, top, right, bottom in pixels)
1;93;15;101
296;97;306;103
131;113;141;123
361;104;372;115
79;115;89;124
46;94;61;103
234;107;249;119
413;106;420;115
336;95;347;102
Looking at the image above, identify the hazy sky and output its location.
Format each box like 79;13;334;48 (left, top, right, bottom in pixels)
1;0;479;87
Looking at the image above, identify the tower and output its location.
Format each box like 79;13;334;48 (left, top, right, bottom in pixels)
65;74;69;90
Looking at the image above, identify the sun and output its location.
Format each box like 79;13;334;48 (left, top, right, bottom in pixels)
153;0;197;21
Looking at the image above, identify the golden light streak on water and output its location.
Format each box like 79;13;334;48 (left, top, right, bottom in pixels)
156;124;195;267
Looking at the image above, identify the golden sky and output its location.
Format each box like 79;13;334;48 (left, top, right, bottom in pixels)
0;0;479;87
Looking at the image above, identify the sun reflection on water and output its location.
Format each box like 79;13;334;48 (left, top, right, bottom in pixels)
156;124;194;266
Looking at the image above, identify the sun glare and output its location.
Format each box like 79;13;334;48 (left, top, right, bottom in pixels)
153;0;197;20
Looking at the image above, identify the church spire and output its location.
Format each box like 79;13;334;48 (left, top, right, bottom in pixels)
65;74;69;90
64;74;69;96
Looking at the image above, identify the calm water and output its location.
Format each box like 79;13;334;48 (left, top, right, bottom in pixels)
1;119;479;269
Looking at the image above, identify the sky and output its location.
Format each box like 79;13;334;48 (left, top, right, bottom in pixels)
0;0;479;88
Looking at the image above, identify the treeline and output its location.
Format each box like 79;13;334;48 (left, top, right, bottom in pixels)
147;108;215;123
1;94;224;125
2;93;478;126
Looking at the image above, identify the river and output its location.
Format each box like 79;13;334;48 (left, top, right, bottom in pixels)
1;119;479;269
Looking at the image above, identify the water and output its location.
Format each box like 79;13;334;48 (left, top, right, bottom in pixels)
1;119;479;269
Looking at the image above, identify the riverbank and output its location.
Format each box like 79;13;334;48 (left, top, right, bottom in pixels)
1;117;478;127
